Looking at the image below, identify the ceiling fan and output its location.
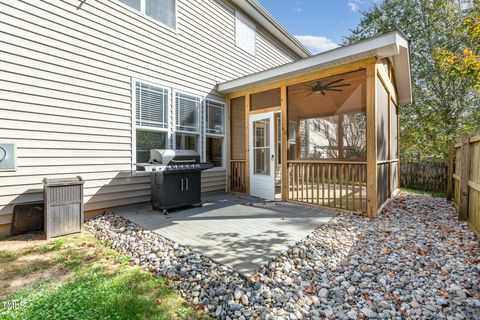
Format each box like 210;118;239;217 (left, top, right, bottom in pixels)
304;78;351;96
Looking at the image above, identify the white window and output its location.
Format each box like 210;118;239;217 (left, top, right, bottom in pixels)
119;0;176;29
134;81;168;166
235;11;256;56
205;100;225;167
175;92;201;152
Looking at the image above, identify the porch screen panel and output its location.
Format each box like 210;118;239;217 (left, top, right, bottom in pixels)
376;80;389;161
230;97;246;160
287;69;367;160
250;88;281;111
391;161;399;193
377;164;389;209
390;99;399;160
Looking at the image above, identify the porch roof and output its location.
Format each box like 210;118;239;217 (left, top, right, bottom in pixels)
218;31;412;106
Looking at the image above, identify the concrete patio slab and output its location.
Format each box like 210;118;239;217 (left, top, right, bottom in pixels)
117;194;336;275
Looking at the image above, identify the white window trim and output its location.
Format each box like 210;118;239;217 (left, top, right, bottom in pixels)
205;98;226;169
115;0;178;32
131;78;170;174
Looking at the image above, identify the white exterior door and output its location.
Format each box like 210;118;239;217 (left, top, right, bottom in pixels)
249;112;275;200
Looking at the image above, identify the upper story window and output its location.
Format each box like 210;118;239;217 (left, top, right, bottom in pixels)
119;0;176;29
235;11;256;56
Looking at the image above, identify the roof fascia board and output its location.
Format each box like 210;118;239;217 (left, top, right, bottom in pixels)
218;32;403;93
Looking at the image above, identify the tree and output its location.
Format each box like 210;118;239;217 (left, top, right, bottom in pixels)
344;0;480;161
435;4;480;90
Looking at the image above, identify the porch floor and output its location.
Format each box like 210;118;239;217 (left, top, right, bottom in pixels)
117;194;336;275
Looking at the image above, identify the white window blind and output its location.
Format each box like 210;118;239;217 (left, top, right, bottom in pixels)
135;82;168;129
146;0;175;28
235;11;256;55
176;92;200;132
206;100;225;135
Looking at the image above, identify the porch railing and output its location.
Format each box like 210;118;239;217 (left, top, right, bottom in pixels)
287;160;367;212
230;160;246;193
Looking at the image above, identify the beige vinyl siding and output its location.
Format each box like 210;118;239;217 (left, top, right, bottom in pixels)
0;0;299;233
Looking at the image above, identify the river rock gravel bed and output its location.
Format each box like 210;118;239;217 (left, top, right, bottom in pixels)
85;193;479;319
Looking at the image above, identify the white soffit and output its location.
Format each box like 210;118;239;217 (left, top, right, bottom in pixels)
218;31;412;106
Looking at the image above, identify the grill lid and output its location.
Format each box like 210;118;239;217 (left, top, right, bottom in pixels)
150;149;200;165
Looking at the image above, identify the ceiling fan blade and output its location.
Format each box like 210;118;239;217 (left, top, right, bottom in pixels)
303;84;314;89
306;91;314;97
327;84;351;88
324;88;343;92
321;91;326;96
324;79;344;87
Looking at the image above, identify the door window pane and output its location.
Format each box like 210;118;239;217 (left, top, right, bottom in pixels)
206;137;223;167
136;130;167;164
253;119;270;175
254;148;270;175
146;0;176;28
176;133;198;151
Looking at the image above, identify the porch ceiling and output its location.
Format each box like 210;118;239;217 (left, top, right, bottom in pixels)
218;31;412;106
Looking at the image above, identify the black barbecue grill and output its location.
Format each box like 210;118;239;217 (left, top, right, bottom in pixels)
137;149;213;214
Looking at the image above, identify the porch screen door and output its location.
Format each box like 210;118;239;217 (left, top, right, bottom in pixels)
249;112;275;200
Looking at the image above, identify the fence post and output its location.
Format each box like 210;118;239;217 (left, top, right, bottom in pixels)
447;142;454;201
458;135;470;221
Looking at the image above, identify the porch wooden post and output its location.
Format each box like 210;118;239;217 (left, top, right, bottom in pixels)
458;135;470;220
366;64;378;217
245;94;251;195
281;84;288;201
446;141;454;201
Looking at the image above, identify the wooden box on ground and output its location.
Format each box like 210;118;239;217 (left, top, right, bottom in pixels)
43;177;84;239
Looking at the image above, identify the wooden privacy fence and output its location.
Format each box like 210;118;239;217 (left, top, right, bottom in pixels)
287;161;367;212
448;133;480;237
400;162;448;192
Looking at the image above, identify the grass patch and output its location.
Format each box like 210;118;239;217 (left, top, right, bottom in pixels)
0;232;207;320
401;187;447;198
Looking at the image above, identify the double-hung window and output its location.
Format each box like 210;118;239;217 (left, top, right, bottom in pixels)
134;81;168;167
175;92;201;152
205;100;225;167
119;0;176;29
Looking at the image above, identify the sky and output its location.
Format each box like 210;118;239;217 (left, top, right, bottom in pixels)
257;0;378;54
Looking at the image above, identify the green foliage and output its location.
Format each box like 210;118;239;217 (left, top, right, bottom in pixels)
400;187;447;198
344;0;480;161
0;234;204;320
0;268;193;320
435;4;480;90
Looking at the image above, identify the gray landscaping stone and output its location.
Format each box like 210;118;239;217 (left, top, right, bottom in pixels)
85;193;480;320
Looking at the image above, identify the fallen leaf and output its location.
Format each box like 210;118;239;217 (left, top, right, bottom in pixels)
304;285;316;294
439;288;449;297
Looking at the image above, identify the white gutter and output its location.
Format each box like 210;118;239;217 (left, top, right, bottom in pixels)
231;0;310;58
